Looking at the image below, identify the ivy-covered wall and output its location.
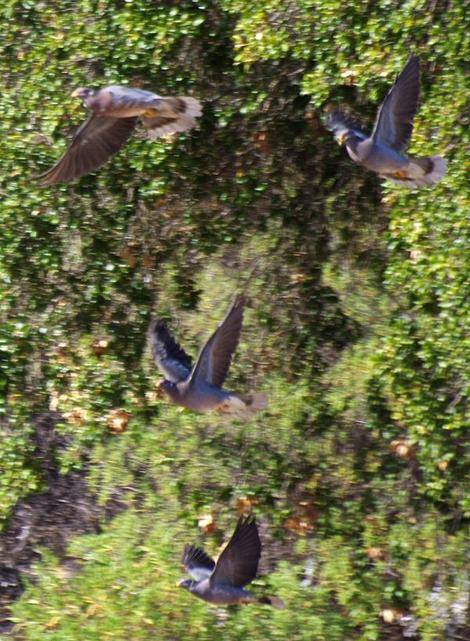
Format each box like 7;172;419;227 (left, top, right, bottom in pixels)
0;1;468;640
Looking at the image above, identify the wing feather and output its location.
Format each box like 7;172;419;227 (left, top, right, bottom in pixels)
189;295;245;388
210;515;261;588
182;544;215;582
39;114;137;185
148;320;193;383
371;55;420;152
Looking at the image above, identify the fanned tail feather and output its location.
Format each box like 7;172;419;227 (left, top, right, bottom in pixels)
142;96;202;139
174;97;203;119
220;392;267;418
383;155;447;188
236;392;267;416
258;595;286;609
413;155;447;186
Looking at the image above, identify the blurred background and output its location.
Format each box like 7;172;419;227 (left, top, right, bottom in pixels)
0;1;468;639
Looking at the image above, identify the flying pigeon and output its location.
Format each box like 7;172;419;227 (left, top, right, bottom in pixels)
327;56;447;188
39;86;202;184
179;515;285;608
148;295;266;417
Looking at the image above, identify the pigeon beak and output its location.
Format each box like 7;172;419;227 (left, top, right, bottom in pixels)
177;579;185;587
337;132;347;146
71;88;82;98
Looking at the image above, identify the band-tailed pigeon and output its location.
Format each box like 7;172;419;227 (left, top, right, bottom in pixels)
179;515;285;608
39;86;202;184
148;295;266;417
327;56;447;188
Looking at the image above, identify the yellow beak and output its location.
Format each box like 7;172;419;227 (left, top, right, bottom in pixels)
337;133;347;146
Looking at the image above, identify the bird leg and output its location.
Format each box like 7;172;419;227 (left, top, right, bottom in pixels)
215;401;232;414
143;108;160;117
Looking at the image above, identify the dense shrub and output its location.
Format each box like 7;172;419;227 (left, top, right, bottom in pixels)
0;1;468;640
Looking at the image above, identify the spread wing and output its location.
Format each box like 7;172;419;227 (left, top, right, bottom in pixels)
211;515;261;588
148;320;193;383
371;55;420;152
188;295;245;388
182;545;216;582
39;114;137;185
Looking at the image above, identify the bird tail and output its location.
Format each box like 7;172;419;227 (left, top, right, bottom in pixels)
221;392;267;418
142;97;202;139
258;595;286;609
384;155;447;188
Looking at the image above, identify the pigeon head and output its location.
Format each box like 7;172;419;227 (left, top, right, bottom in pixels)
71;87;95;101
331;125;353;147
326;111;362;147
330;124;364;155
178;578;196;591
158;379;180;400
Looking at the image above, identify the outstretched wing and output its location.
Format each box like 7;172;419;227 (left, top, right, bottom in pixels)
371;55;420;152
189;295;245;388
211;515;261;588
182;544;216;582
39;114;137;185
148;320;193;383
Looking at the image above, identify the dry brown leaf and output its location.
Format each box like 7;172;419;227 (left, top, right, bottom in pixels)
120;245;137;267
366;546;385;560
44;616;61;629
290;272;307;284
142;254;155;269
390;439;415;459
252;130;270;154
63;407;88;427
285;499;317;535
381;608;405;624
85;604;101;617
236;496;259;514
92;337;110;357
107;409;131;434
198;513;216;534
285;517;312;536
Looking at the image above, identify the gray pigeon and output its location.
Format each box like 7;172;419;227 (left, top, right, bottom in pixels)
148;295;266;417
179;515;285;608
328;56;447;188
40;86;202;184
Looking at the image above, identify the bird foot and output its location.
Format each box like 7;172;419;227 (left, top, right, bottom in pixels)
143;108;160;117
393;169;409;178
215;402;231;414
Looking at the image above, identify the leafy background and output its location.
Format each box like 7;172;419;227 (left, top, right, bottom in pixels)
0;1;468;640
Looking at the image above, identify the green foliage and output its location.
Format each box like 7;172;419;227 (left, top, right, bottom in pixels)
0;0;468;640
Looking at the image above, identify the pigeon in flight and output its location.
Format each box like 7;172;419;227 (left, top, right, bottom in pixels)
327;56;447;188
179;515;285;608
148;295;266;417
39;86;202;184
